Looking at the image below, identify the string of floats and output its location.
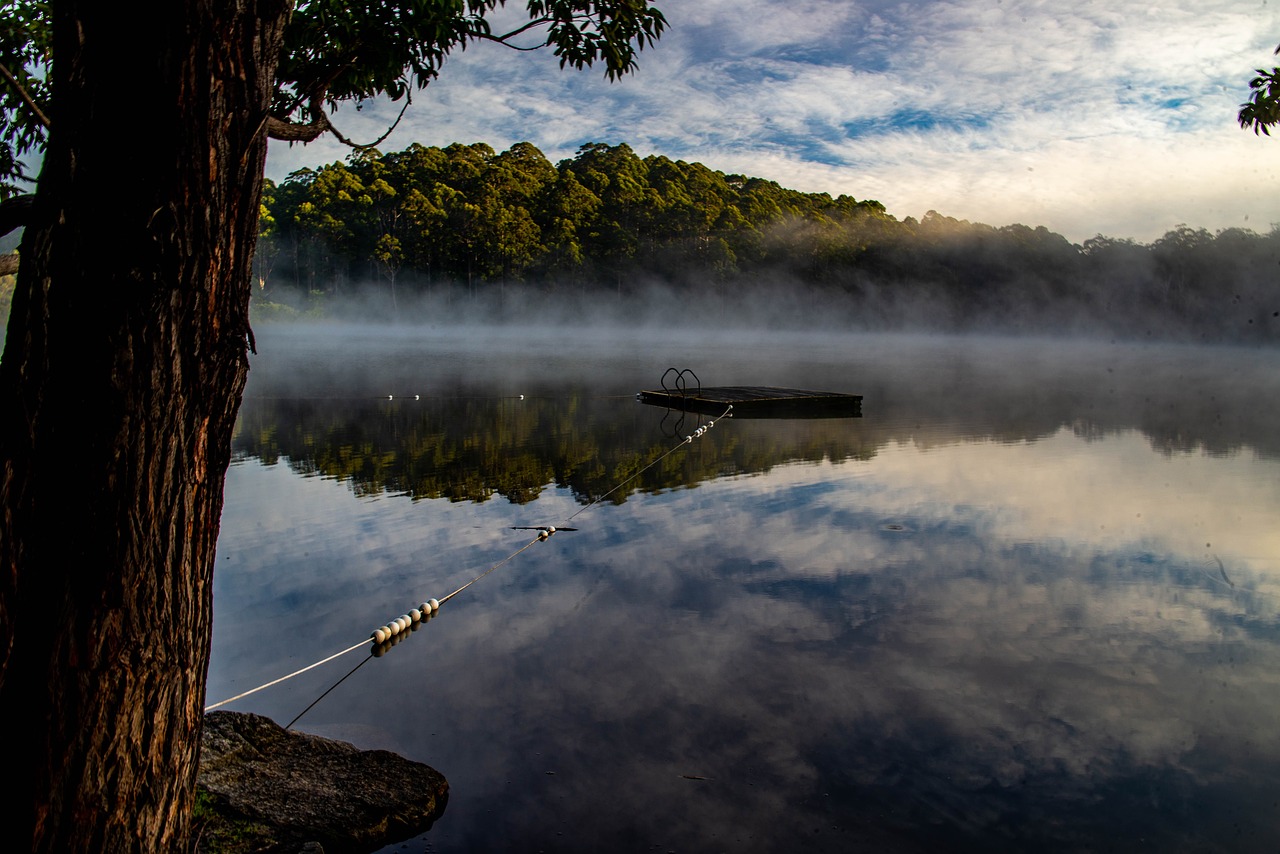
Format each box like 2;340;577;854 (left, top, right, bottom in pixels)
204;402;733;714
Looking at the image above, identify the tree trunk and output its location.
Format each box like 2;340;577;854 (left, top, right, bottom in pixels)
0;2;291;850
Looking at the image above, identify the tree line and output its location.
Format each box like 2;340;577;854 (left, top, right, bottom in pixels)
259;141;1280;343
259;140;887;295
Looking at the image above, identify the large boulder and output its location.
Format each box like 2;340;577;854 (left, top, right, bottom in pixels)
197;711;448;853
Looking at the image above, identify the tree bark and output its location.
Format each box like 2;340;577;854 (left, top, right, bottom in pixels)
0;2;291;850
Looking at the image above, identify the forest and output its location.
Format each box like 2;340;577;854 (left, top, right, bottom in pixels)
251;140;1280;344
4;139;1278;345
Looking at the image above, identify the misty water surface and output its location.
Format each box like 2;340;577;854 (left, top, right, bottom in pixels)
207;325;1280;852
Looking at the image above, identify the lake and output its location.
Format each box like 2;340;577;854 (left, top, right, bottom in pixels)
206;324;1280;852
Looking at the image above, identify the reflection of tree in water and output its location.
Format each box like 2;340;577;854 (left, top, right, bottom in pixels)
231;331;1280;506
231;394;880;504
231;348;1280;503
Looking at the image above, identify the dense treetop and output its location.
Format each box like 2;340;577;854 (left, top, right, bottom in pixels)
259;140;888;292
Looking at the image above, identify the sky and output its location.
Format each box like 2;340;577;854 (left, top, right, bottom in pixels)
264;0;1280;246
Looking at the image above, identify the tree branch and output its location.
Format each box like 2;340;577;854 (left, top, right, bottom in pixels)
488;16;554;46
266;112;331;143
0;193;35;237
473;32;548;52
266;91;331;142
266;91;411;150
329;94;411;150
0;62;51;129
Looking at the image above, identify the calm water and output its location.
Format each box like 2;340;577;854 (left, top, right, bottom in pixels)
207;324;1280;852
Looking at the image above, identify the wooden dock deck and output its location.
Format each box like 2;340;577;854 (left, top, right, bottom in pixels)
636;386;862;418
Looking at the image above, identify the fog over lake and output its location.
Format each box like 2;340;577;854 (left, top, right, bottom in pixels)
207;324;1280;852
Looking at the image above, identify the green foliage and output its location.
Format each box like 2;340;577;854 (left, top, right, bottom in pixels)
274;1;666;127
191;787;278;854
263;140;895;292
1240;44;1280;135
0;1;50;197
0;2;666;194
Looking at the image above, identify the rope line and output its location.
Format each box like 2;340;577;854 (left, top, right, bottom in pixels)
566;404;731;523
203;402;731;714
438;535;547;605
285;653;376;730
203;529;563;713
204;637;371;711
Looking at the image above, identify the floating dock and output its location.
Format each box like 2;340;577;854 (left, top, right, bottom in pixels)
636;385;862;418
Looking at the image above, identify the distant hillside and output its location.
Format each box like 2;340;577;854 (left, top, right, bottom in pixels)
253;141;1279;344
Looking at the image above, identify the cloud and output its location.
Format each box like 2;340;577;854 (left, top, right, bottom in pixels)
265;1;1280;242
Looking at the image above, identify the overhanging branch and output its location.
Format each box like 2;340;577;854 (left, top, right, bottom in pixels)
266;91;331;143
266;91;411;150
266;111;331;143
0;193;35;237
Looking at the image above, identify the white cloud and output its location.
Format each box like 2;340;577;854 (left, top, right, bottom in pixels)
265;0;1280;242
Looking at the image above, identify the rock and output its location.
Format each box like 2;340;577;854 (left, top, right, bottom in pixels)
196;711;448;853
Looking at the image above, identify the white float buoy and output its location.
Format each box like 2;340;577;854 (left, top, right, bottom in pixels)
410;608;422;622
372;628;388;644
415;394;420;401
388;394;394;400
428;598;440;612
519;394;524;400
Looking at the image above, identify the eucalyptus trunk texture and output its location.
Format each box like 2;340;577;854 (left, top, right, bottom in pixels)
0;2;291;850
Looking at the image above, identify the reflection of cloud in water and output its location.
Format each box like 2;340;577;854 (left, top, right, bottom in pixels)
694;427;1279;584
212;426;1280;851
